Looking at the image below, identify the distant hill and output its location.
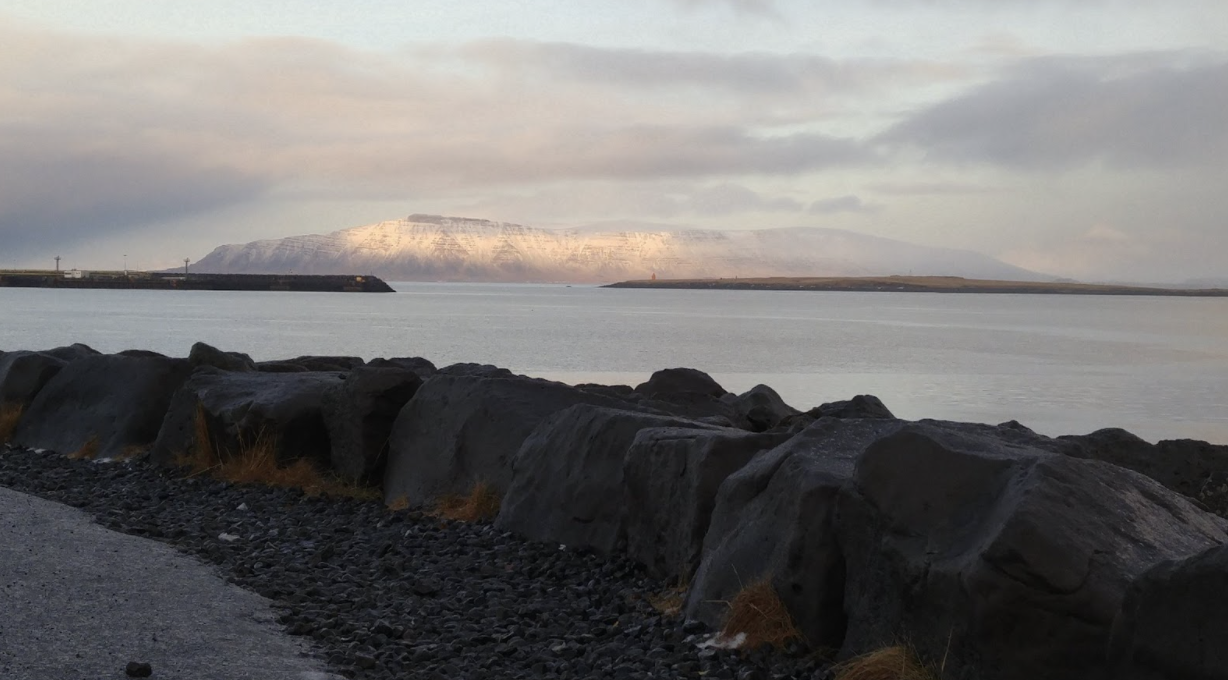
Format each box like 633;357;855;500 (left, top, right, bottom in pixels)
192;214;1051;283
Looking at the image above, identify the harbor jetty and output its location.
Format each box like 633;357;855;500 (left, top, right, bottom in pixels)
0;270;395;293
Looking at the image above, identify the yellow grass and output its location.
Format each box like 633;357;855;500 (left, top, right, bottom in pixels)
386;495;410;512
114;444;149;462
176;402;379;501
0;403;22;443
647;580;689;618
720;578;802;650
68;435;100;460
832;646;939;680
434;482;502;522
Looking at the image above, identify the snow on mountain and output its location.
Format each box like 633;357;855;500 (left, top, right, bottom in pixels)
192;214;1050;283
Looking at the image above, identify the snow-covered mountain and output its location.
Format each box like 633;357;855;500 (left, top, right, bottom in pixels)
192;214;1049;283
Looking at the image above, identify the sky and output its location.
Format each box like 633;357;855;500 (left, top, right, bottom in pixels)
1;0;1226;282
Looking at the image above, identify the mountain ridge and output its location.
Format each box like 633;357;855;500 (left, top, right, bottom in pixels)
191;214;1051;283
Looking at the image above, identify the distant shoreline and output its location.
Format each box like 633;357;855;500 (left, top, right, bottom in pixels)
0;270;395;293
604;275;1228;297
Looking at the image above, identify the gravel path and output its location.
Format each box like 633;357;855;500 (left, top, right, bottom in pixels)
0;485;342;680
0;445;829;680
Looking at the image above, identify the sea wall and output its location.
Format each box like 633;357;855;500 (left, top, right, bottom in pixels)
2;342;1228;680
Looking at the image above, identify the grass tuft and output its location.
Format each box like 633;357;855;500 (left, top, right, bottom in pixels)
434;482;502;522
0;402;23;443
68;435;100;460
831;646;939;680
647;580;689;618
719;577;802;651
176;409;380;501
387;495;410;512
115;444;149;462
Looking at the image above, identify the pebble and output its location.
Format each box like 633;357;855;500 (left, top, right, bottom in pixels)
0;446;829;680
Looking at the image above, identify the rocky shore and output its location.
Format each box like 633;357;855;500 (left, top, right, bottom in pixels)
2;342;1228;680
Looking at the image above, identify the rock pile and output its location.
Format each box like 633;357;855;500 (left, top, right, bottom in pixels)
2;342;1227;680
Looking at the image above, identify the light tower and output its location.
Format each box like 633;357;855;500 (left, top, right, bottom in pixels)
54;256;60;272
183;258;190;276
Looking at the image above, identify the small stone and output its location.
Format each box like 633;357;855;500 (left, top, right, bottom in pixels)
125;661;153;677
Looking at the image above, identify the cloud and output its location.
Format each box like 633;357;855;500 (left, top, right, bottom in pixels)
808;194;880;214
460;39;965;101
669;0;779;16
867;181;1001;196
0;24;873;254
881;53;1228;169
457;182;802;222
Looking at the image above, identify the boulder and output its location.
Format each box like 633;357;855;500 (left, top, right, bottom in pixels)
383;373;655;506
808;394;895;420
256;356;365;373
724;384;800;432
40;343;99;362
635;367;728;399
624;426;794;580
837;421;1228;680
188;342;256;372
630;368;748;429
322;366;423;483
12;353;192;459
0;351;67;408
685;417;905;646
1109;544;1228;680
367;356;437;378
497;405;718;554
1059;427;1228;518
436;362;513;378
151;369;346;469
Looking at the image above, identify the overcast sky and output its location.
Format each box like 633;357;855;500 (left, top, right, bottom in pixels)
2;0;1226;282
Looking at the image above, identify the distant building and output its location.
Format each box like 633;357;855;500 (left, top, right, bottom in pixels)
64;269;88;279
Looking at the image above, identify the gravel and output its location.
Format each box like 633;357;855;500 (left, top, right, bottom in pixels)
0;445;831;680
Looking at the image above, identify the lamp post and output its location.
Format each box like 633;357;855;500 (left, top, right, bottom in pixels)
54;256;60;273
123;254;128;276
184;258;190;277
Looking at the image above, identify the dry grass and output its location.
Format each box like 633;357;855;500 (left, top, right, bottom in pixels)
68;435;100;460
0;402;24;443
176;403;379;501
114;444;149;462
434;482;501;522
647;580;689;618
832;646;939;680
720;578;802;651
387;495;410;512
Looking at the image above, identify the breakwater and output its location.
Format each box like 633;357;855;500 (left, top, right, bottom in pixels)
607;275;1228;296
0;270;395;293
2;342;1227;680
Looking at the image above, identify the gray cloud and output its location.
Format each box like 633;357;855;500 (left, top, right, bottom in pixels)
808;194;880;215
461;39;964;99
882;54;1228;169
0;25;872;254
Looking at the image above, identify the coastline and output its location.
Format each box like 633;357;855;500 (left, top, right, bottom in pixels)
0;270;396;293
604;275;1228;297
2;342;1226;680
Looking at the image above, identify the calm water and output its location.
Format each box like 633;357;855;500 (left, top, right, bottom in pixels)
2;283;1226;444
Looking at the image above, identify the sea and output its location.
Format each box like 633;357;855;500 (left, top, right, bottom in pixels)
2;282;1226;444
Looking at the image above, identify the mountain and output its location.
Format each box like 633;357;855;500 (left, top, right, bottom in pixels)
192;214;1050;283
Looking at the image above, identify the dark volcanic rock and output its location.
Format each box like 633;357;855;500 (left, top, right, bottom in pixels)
1059;427;1228;518
383;373;651;506
323;366;423;483
724;384;800;432
257;356;365;373
151;368;345;468
188;342;257;372
497;405;717;554
367;356;437;378
0;351;67;408
624;426;793;580
40;343;100;362
436;362;513;378
1109;544;1228;680
806;394;894;420
837;420;1228;680
12;353;192;459
635;368;728;399
686;418;904;647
